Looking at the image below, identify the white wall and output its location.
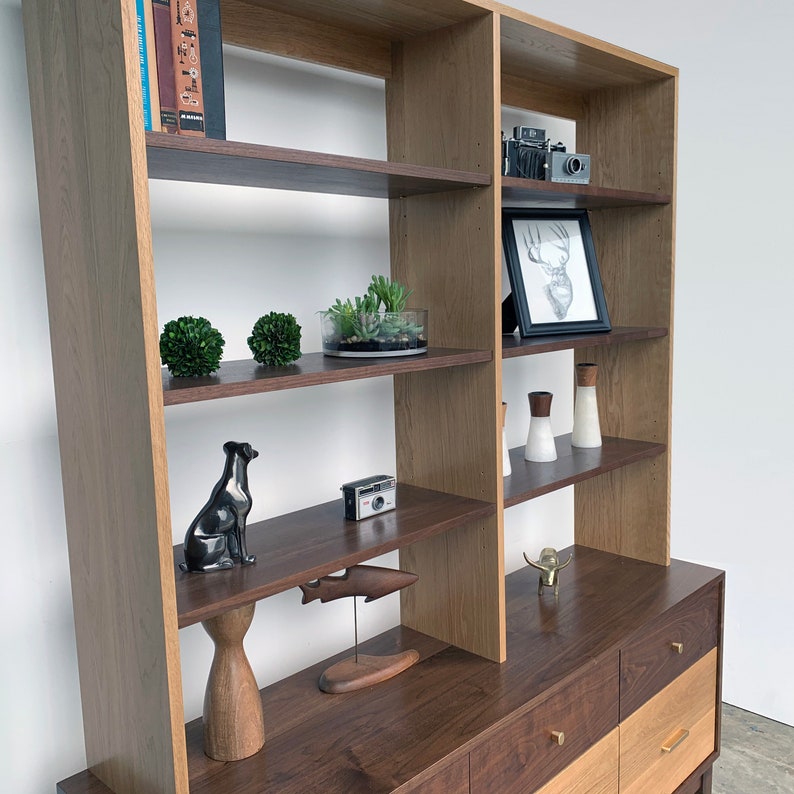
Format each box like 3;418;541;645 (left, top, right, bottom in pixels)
2;0;793;791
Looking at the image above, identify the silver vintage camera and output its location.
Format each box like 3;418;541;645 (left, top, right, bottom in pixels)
502;126;591;184
342;475;396;520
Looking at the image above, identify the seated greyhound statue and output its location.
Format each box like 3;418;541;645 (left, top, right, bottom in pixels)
180;441;259;573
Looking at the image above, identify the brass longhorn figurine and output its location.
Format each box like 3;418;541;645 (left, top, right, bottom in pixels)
524;547;573;596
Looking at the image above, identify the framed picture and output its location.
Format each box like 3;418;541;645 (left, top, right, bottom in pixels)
502;208;611;337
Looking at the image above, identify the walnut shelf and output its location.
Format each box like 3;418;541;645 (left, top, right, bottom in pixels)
146;133;491;198
502;177;671;208
504;434;666;507
174;484;495;628
162;348;492;406
502;326;668;358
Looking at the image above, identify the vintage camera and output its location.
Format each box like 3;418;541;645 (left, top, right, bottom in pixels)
502;126;590;184
342;475;396;520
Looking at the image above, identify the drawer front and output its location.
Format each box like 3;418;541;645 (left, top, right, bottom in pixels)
470;655;618;794
620;648;717;794
396;754;469;794
533;727;618;794
621;581;720;721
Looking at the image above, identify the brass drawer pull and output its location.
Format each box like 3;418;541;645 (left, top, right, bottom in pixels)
661;728;690;753
550;730;565;746
671;642;684;654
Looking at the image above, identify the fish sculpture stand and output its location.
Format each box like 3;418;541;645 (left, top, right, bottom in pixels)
299;564;420;694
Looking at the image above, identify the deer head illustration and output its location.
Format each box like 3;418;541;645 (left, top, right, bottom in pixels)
523;221;574;320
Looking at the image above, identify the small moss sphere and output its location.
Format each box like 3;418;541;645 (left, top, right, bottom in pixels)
248;312;302;366
160;316;225;377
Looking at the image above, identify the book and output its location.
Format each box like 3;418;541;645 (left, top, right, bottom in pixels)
143;1;161;131
170;0;206;136
135;0;154;130
198;0;226;140
152;0;178;133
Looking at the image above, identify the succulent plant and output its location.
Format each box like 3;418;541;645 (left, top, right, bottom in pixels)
160;316;225;377
248;312;302;366
323;275;419;340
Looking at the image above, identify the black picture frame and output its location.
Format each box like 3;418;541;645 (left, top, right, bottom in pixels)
502;208;611;337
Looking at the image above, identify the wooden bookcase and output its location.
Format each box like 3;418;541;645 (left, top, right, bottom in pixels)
22;1;722;793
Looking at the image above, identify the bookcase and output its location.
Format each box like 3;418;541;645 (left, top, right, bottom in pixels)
22;1;723;792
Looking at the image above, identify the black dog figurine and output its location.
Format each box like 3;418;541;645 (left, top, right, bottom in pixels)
180;441;259;573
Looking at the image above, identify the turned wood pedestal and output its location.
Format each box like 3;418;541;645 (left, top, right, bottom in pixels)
202;603;265;761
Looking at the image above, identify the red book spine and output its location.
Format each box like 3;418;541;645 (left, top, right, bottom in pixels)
169;0;206;136
151;0;175;133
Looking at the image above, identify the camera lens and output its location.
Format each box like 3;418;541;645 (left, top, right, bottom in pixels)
372;496;385;511
565;156;583;175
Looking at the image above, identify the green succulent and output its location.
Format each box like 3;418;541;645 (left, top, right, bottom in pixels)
323;275;416;340
160;316;225;377
368;274;413;312
248;312;302;366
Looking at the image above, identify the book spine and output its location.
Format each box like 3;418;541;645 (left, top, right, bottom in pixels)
170;0;206;136
197;0;226;140
152;0;178;133
143;1;161;131
135;0;153;130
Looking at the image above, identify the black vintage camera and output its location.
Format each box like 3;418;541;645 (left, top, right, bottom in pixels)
502;126;591;184
341;475;396;520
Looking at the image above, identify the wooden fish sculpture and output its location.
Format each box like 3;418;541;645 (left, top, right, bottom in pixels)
299;564;419;604
299;564;420;694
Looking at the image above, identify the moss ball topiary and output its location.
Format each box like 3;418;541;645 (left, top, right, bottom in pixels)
248;312;302;366
160;316;225;377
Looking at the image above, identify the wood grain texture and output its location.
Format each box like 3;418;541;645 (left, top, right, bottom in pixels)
202;605;265;761
502;176;670;207
532;727;619;794
504;434;665;507
502;72;585;119
175;484;495;627
620;650;718;794
146;133;491;196
620;581;721;721
387;15;505;661
226;0;487;40
220;0;392;77
393;755;469;794
162;348;492;405
319;650;420;693
572;75;677;565
22;1;186;792
177;549;720;794
469;655;619;793
497;9;676;92
61;549;722;793
57;772;115;794
502;326;668;357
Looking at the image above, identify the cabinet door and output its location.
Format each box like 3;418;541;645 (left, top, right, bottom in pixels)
621;582;720;720
620;649;717;794
532;727;618;794
470;656;618;793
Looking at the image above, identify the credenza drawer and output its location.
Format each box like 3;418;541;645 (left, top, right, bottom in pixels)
620;648;717;794
469;655;618;794
621;581;720;720
396;754;469;794
532;727;619;794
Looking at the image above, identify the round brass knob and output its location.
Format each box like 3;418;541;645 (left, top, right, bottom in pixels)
551;730;565;745
671;642;684;654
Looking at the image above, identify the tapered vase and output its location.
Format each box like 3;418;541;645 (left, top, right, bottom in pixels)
525;391;557;462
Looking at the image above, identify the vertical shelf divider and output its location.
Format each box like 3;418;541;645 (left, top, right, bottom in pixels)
387;13;505;662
